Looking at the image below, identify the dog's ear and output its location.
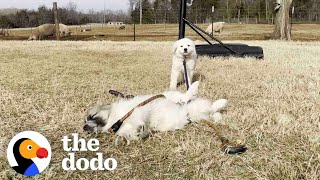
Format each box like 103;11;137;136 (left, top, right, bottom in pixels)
86;104;111;121
189;39;197;55
173;40;178;54
187;38;195;46
192;42;197;55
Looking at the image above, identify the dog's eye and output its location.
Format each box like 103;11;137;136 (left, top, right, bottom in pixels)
180;45;183;47
188;45;190;46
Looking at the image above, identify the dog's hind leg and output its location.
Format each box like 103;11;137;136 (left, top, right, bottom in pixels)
211;99;228;113
211;112;223;122
186;97;227;123
210;99;228;122
170;69;180;90
187;70;194;87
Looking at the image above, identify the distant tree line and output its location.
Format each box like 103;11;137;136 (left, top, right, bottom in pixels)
0;2;131;28
129;0;320;24
1;0;319;28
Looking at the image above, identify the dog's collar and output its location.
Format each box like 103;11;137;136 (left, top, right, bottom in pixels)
183;55;189;60
108;94;165;133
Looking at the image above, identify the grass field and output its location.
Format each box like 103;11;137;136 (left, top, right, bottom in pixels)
0;40;320;179
2;23;320;41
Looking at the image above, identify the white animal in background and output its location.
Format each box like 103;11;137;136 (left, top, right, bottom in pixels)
0;28;9;36
206;22;225;34
59;24;71;36
170;38;197;90
28;23;71;40
83;81;228;145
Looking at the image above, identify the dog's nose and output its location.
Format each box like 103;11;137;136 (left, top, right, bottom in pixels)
184;48;188;52
83;124;89;131
83;124;93;133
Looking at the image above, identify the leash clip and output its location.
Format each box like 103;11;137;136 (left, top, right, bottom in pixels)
108;120;123;133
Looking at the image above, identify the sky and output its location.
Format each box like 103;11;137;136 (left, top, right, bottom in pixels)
0;0;130;12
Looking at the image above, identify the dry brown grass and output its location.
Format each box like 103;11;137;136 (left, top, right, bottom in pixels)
0;40;320;179
2;23;320;41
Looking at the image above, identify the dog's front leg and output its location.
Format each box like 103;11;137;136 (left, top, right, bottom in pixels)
115;135;131;146
170;69;179;90
115;136;123;146
187;70;194;86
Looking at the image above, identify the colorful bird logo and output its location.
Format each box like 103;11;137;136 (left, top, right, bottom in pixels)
7;131;51;177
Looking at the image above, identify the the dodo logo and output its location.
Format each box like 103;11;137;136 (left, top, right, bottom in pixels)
7;131;51;176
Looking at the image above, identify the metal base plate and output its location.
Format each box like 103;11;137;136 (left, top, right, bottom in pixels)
196;44;264;59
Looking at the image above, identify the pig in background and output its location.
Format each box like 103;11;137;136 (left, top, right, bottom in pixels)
28;23;71;40
206;22;225;35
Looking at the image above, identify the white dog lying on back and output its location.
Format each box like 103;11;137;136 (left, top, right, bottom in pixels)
84;82;227;145
170;38;197;90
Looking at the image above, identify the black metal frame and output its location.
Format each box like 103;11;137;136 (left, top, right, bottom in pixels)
178;0;240;90
178;0;238;55
178;0;187;39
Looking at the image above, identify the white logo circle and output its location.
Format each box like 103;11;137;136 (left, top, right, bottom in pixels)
7;131;51;176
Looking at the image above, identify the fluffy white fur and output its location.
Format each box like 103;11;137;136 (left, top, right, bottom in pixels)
84;82;227;145
170;38;197;90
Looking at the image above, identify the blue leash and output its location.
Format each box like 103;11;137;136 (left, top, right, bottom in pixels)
183;57;189;90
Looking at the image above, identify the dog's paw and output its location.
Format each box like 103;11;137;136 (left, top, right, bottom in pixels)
211;112;223;122
212;99;228;113
114;136;122;146
125;138;131;145
114;135;131;146
179;81;199;104
188;81;199;93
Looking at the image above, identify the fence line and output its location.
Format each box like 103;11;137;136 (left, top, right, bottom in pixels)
133;8;320;24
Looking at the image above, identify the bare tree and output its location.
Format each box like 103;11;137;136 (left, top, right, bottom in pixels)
65;1;79;24
273;0;293;40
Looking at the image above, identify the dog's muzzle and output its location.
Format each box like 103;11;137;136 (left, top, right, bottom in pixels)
184;48;188;53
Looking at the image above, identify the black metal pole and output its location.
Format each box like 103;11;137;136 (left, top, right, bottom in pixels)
178;0;187;39
133;23;136;41
186;22;212;45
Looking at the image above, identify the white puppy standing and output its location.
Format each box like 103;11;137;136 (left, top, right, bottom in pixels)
170;38;197;90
